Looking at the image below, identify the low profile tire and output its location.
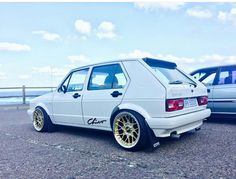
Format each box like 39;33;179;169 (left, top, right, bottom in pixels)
33;107;54;132
112;110;149;151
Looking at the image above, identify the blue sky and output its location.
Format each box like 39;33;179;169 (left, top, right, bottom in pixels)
0;2;236;87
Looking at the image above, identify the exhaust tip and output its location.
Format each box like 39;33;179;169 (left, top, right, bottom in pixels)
170;132;180;139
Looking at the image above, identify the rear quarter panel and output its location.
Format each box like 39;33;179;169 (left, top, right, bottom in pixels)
121;60;166;118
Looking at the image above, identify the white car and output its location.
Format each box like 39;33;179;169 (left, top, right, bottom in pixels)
28;58;211;151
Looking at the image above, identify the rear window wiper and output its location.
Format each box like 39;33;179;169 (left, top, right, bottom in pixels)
169;80;183;84
169;80;197;87
183;81;197;87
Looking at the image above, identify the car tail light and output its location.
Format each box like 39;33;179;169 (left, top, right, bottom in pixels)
166;99;184;112
197;96;208;106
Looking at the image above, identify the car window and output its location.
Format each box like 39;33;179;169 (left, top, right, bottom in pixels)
58;75;71;93
88;64;126;90
201;73;216;86
191;68;218;86
67;69;88;92
192;72;206;81
114;73;126;89
144;58;194;85
218;66;236;85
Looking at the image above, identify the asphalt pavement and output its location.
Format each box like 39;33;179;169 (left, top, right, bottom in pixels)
0;106;235;179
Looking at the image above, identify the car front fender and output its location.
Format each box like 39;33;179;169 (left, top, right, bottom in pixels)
34;102;51;116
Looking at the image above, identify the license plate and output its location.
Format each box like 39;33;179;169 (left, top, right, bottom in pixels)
184;98;198;108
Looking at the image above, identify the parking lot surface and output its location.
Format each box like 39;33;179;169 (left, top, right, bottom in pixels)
0;107;235;179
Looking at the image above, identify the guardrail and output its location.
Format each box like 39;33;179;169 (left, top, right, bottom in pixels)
0;86;56;104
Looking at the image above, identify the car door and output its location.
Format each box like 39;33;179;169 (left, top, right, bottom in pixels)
82;63;128;128
212;66;236;114
53;68;89;125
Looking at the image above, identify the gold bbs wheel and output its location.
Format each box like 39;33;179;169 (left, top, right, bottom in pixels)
113;112;141;149
33;108;44;131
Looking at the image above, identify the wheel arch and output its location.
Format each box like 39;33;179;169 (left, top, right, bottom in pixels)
35;103;51;117
110;103;151;129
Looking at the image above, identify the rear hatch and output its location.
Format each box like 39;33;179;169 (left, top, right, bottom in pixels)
166;83;207;116
143;58;208;117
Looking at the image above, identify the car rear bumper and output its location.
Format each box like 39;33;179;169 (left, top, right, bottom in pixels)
147;109;211;137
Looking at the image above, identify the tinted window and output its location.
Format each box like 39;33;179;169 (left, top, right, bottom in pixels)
114;73;126;88
144;59;194;84
218;66;236;85
88;64;126;90
192;72;206;81
191;68;218;86
67;69;88;92
201;73;216;86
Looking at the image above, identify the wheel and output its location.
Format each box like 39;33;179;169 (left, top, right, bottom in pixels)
112;110;149;151
33;107;54;132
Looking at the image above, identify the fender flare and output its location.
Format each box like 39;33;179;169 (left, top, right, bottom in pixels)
110;103;151;128
110;103;159;149
35;103;51;117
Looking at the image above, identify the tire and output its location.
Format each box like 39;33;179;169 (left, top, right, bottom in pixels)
112;110;149;151
33;107;55;132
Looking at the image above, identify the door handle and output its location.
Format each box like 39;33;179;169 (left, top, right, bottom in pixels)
207;89;210;93
73;93;81;99
111;91;122;98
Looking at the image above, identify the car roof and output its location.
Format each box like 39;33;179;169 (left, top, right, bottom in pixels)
71;57;176;71
191;64;236;74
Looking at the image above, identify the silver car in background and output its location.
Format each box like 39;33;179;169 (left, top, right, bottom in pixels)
190;65;236;115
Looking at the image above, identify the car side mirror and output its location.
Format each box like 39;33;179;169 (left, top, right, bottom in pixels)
60;85;67;93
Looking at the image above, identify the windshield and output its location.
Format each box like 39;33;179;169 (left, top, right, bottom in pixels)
143;58;195;85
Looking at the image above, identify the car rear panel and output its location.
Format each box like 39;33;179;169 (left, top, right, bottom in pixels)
165;84;208;117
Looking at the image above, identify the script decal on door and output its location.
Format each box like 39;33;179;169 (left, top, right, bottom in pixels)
87;118;106;125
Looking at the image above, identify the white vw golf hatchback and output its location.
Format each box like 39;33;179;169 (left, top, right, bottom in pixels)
28;58;211;151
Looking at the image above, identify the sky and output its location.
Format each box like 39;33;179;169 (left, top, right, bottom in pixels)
0;2;236;87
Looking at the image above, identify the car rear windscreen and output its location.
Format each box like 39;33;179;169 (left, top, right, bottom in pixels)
143;58;195;85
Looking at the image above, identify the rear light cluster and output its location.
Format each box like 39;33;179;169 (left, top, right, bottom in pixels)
166;96;208;112
197;96;208;106
166;99;184;112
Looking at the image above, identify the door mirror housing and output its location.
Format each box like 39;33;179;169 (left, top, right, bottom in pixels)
60;85;67;93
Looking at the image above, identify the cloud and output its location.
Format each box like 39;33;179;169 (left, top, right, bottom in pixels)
32;55;91;79
33;66;69;77
201;54;236;64
119;50;236;72
119;49;153;59
186;8;213;19
121;49;195;64
119;49;195;68
218;8;236;25
134;2;185;11
0;42;31;52
67;55;91;65
96;21;117;40
75;19;92;35
18;74;31;79
32;31;61;41
74;19;118;40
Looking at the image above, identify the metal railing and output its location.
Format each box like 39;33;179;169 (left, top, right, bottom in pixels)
0;86;56;104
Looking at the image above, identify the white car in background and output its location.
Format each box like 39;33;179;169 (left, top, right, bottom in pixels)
28;58;211;151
